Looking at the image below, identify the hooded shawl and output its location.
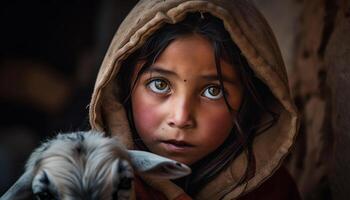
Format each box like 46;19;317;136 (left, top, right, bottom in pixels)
89;0;299;199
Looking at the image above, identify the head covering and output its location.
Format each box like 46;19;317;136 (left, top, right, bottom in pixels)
89;0;299;199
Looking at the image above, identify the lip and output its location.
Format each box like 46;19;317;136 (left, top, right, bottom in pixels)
161;140;195;152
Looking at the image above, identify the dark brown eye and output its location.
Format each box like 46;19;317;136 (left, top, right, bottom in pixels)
203;86;223;99
148;79;170;94
209;87;220;96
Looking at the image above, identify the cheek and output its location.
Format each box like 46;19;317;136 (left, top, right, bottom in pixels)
131;88;163;140
210;112;233;131
198;106;234;144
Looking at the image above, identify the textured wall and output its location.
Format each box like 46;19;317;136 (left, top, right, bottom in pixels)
287;0;334;199
255;0;350;199
325;1;350;199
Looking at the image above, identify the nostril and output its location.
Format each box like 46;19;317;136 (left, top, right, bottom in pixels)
168;121;176;127
167;98;196;127
168;121;195;129
119;177;133;190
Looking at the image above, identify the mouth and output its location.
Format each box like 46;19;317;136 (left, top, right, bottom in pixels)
161;140;195;152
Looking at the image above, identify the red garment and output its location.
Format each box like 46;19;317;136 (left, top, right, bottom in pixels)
135;176;168;200
135;167;300;200
134;176;192;200
238;167;301;200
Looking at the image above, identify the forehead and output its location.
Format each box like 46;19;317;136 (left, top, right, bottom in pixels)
152;34;238;80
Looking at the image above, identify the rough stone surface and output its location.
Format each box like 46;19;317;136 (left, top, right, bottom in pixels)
325;1;350;198
256;0;350;199
286;0;350;199
287;0;332;199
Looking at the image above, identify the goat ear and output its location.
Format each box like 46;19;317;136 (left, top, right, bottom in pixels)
0;171;34;200
127;150;191;179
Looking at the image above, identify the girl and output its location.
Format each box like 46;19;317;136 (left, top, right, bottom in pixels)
89;0;300;199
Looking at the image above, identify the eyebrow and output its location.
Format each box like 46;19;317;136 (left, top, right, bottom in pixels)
144;65;239;85
143;66;179;78
201;74;239;85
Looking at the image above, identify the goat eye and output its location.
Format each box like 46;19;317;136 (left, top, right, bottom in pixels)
112;177;133;200
119;177;133;190
35;191;56;200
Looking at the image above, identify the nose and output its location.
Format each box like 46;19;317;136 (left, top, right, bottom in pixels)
167;96;196;129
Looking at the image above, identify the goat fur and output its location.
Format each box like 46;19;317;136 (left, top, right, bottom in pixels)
0;130;191;200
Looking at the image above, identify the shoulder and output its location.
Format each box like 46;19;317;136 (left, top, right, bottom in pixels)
238;166;301;200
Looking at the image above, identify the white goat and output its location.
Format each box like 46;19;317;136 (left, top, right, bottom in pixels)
1;130;191;200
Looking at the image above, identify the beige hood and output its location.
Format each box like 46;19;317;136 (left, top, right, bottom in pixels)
89;0;299;199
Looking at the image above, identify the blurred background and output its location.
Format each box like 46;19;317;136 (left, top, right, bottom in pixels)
1;0;349;199
0;0;138;194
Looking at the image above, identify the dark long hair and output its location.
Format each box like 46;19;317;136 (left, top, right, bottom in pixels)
116;12;279;196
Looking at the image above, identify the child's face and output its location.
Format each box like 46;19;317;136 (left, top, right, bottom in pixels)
131;34;243;165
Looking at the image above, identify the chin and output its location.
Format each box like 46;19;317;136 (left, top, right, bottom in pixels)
168;156;196;166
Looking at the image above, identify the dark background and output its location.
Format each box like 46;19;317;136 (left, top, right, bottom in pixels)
0;0;138;193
